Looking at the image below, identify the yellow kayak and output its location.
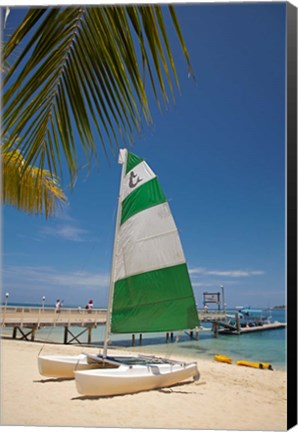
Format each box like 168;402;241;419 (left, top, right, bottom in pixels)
236;360;273;370
214;354;232;364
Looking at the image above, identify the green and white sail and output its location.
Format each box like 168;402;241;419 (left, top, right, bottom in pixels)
110;149;199;334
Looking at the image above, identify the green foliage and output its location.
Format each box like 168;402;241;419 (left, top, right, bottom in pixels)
2;148;67;218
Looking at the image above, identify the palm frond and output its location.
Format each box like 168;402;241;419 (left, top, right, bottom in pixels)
3;6;192;185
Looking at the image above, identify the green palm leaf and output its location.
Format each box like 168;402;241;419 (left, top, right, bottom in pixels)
3;6;192;185
2;149;67;218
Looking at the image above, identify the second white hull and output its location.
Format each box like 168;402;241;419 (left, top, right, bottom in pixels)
38;354;100;378
75;362;199;396
37;353;155;378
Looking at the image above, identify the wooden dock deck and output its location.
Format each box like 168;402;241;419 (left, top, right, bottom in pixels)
1;306;227;327
218;321;286;335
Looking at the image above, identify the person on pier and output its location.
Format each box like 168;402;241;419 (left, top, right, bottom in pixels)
85;299;94;313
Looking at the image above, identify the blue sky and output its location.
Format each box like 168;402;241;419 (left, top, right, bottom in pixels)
2;2;287;309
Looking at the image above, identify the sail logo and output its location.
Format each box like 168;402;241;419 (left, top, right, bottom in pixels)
129;171;143;188
121;161;155;201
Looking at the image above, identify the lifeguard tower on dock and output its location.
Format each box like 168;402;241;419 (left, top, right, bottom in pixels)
200;290;227;336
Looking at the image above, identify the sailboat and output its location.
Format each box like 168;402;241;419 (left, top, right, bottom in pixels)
38;149;200;395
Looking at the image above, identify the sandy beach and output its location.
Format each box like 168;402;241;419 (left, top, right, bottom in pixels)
0;338;287;430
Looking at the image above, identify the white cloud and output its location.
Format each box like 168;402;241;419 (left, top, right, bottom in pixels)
49;271;109;287
191;282;215;288
2;265;109;289
189;267;265;278
40;224;89;242
2;265;110;306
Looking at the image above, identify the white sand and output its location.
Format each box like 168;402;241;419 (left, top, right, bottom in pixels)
0;339;287;430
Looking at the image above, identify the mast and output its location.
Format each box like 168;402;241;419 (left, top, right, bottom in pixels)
103;149;128;357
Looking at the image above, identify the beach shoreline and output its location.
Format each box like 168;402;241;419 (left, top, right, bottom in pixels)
0;338;287;430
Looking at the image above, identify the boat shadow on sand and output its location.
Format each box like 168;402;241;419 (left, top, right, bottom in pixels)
34;377;74;383
71;380;198;400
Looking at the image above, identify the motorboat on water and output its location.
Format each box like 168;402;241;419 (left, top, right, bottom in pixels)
225;307;272;329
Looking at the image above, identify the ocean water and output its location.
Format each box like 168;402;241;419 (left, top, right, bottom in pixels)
1;307;287;371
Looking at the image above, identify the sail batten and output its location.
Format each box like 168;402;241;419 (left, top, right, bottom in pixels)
110;150;199;334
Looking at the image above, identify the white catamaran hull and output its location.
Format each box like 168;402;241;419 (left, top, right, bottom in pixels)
75;362;199;396
38;355;96;378
37;354;119;378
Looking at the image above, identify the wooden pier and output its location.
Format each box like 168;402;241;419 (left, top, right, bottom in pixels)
1;306;228;344
2;306;284;343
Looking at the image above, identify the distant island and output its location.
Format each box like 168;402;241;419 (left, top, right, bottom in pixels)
273;305;287;309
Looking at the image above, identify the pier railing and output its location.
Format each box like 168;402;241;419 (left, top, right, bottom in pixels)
198;310;227;322
1;305;226;328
